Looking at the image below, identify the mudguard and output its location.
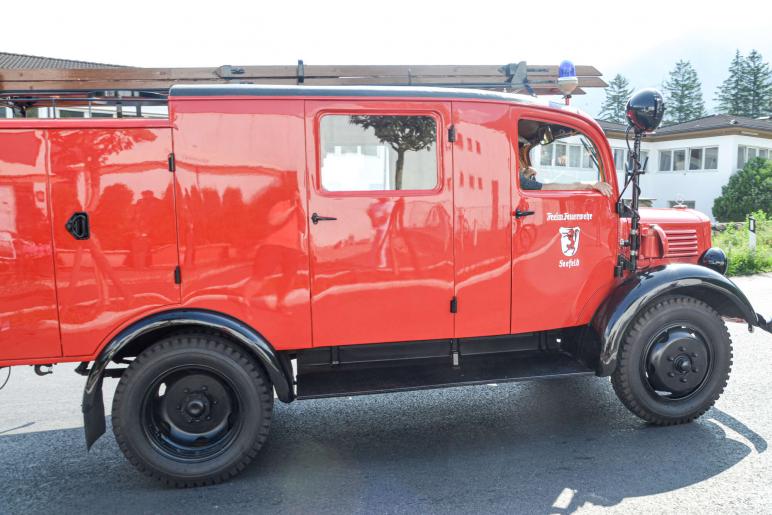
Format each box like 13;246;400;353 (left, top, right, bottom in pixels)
82;309;294;449
592;264;768;377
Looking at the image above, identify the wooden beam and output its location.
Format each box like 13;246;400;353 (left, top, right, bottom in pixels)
0;63;606;93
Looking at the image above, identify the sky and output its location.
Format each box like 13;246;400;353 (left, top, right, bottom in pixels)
3;0;771;117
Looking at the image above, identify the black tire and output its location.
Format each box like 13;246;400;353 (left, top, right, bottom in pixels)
611;296;732;425
111;331;273;487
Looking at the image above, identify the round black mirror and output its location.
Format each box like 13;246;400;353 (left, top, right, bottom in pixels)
626;89;665;133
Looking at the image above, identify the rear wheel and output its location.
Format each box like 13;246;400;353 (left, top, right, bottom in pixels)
611;296;732;425
112;332;273;487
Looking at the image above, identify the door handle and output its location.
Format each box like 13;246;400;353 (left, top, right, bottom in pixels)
514;209;535;219
311;212;337;224
65;212;90;240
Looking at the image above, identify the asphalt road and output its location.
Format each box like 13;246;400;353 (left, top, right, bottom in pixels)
1;275;771;514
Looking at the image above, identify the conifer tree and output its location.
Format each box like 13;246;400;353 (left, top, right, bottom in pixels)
598;74;633;124
716;50;749;115
743;50;772;118
662;60;706;125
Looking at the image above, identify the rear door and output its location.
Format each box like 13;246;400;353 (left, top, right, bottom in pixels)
305;100;454;346
0;129;61;361
49;124;179;357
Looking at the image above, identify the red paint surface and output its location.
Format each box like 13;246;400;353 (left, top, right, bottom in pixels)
305;100;454;346
173;99;312;350
0;129;61;360
452;102;512;337
0;94;715;366
48;127;180;356
510;107;619;333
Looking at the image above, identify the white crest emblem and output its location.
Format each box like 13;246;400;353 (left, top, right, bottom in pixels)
559;227;581;257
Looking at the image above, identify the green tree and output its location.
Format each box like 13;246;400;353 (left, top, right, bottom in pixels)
716;50;749;116
349;115;436;190
598;74;633;124
713;158;772;221
743;50;772;118
662;60;706;125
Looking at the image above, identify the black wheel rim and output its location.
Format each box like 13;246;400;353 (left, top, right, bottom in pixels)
640;323;713;401
141;365;243;463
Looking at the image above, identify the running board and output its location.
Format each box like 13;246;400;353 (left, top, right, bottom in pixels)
296;351;593;400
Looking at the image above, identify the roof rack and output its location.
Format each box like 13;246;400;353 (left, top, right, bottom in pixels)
0;60;605;93
0;61;606;117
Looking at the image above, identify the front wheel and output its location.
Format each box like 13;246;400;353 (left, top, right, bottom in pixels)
111;332;273;487
611;296;732;425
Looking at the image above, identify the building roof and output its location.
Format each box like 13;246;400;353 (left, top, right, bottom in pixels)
0;51;121;69
657;114;772;135
596;119;629;133
601;113;772;140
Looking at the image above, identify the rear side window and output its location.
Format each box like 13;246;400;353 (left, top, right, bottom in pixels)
319;114;438;192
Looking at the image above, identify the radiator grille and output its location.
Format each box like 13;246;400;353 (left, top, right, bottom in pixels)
664;228;699;257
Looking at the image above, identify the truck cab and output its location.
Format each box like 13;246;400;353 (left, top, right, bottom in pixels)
0;85;767;486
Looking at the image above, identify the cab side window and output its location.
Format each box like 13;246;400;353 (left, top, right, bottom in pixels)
518;119;604;189
319;114;438;192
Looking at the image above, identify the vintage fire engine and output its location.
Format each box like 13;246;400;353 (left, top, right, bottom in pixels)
0;62;769;486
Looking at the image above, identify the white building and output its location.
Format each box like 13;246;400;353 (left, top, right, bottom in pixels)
599;115;772;219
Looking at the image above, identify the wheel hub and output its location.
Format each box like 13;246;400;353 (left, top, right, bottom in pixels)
183;394;209;418
645;327;710;397
159;373;233;436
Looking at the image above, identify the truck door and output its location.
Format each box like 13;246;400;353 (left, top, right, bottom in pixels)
305;101;454;346
0;129;61;361
49;124;180;358
511;109;618;333
451;101;512;338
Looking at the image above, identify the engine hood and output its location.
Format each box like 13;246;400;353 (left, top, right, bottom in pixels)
638;207;711;225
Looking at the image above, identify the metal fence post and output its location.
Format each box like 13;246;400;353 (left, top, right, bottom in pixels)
749;214;757;252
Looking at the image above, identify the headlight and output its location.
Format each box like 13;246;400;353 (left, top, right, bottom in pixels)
700;247;728;275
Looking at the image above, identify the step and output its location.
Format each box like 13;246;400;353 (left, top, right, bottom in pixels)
296;351;594;400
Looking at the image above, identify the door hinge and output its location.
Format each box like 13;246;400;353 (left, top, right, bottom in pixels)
450;296;458;313
174;265;181;284
168;152;176;172
448;125;456;143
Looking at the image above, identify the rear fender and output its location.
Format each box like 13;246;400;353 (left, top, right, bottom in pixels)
592;264;766;376
82;309;294;449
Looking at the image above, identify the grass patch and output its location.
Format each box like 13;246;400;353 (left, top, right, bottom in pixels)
713;210;772;276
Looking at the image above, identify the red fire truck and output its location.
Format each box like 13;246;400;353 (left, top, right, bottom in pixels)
0;72;769;486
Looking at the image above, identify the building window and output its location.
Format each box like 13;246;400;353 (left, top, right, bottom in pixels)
568;145;581;168
738;145;772;169
659;150;672;171
614;148;648;171
613;148;625;170
668;200;696;209
554;143;567;167
659;146;718;171
540;144;554;166
673;149;686;171
704;147;718;169
319;114;438;192
689;148;703;170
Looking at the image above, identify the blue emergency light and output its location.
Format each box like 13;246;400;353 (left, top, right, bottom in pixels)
558;60;578;96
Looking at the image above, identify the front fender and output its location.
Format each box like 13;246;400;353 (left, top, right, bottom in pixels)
82;309;295;449
592;264;765;376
